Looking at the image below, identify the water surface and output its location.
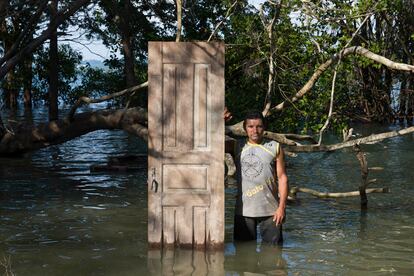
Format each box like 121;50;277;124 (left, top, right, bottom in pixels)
1;111;413;275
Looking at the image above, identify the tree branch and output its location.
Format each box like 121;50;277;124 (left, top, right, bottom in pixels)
261;0;282;117
0;0;48;66
286;125;414;152
175;0;182;42
226;121;302;146
289;186;389;200
0;107;148;155
0;0;90;80
269;46;414;114
317;11;373;145
207;0;239;42
67;81;148;121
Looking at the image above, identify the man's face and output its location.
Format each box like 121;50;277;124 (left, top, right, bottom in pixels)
245;118;265;144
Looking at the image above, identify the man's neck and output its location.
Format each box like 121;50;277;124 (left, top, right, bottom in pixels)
247;139;263;145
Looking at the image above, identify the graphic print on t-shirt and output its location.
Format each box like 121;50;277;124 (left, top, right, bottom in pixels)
241;148;264;180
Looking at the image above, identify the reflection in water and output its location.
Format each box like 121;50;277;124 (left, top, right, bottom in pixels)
225;242;287;276
148;249;224;275
147;244;287;276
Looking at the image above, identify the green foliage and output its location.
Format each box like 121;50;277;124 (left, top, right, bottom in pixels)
2;0;414;136
32;44;82;104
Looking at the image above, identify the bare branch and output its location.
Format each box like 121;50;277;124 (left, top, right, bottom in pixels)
269;46;414;114
289;186;389;199
226;122;300;146
262;0;283;117
286;125;414;152
175;0;182;42
354;145;369;206
67;81;148;121
207;0;239;42
61;39;107;60
317;11;372;145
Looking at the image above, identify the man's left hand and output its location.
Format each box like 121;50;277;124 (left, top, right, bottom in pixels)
273;207;285;226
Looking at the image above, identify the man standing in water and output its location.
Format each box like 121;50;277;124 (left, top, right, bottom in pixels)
227;110;288;245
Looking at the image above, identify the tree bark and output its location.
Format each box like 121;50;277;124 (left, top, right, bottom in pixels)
23;54;33;111
0;0;48;67
48;0;58;121
175;0;182;42
0;107;148;156
354;145;368;208
7;70;18;109
0;5;17;110
289;186;388;200
119;0;137;88
121;35;136;87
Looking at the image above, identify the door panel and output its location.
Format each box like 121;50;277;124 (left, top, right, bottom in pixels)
148;41;224;248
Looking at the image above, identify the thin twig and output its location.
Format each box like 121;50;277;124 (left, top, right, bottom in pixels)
260;0;283;117
207;0;239;42
317;11;373;145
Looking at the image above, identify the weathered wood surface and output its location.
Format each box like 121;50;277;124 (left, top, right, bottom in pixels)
148;41;225;249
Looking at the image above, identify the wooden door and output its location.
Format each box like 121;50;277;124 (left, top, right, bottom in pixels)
148;42;225;249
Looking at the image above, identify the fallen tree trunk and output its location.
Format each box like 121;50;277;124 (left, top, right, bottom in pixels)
0;107;148;156
3;106;414;156
226;122;304;146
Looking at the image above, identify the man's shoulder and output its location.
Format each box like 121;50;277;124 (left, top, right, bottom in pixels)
262;139;279;156
262;139;278;147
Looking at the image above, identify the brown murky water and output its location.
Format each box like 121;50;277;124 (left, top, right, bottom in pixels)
1;110;413;275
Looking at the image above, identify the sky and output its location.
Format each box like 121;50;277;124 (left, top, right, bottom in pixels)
69;0;267;61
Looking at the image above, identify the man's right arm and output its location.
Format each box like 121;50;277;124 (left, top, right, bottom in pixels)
225;136;237;158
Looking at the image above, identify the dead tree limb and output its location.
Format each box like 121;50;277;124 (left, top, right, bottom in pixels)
207;0;239;42
354;145;369;207
175;0;182;42
226;122;302;145
317;12;372;145
269;46;414;114
0;107;148;156
259;0;282;117
67;81;148;121
285;125;414;152
289;186;389;200
284;133;317;143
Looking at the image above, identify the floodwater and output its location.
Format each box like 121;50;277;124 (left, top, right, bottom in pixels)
1;109;414;275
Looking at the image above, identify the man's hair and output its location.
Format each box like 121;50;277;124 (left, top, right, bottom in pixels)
243;110;266;131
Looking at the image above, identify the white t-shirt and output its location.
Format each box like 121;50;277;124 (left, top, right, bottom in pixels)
235;139;280;217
